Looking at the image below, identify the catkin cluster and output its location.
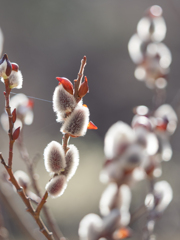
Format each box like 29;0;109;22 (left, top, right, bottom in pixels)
128;5;171;89
44;66;97;198
79;5;176;240
44;141;79;198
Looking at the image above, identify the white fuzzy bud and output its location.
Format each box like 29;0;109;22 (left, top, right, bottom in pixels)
53;84;76;122
44;141;66;173
61;105;89;137
120;144;146;170
104;121;136;160
154;181;173;213
8;70;23;89
45;175;67;198
128;34;144;64
99;183;118;216
78;214;103;240
10;93;34;125
64;144;79;181
14;170;30;189
137;6;166;42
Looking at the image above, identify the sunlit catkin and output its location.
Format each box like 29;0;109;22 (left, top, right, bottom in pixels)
44;141;66;173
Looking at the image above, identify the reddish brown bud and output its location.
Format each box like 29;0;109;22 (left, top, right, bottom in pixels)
3;54;12;77
27;99;34;108
12;108;17;123
12;127;20;140
11;63;19;72
78;76;89;98
156;117;168;131
56;77;73;95
113;227;131;239
87;121;98;130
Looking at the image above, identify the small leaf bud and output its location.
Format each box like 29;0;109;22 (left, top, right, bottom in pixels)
63;144;79;181
44;141;66;173
61;105;90;137
87;121;98;130
56;77;74;95
45;175;67;198
12;127;20;140
12;108;17;123
78;76;89;98
11;63;19;72
53;84;76;122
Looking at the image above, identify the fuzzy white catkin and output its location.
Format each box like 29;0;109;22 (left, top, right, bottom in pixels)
53;84;76;122
10;93;34;125
45;175;67;198
99;183;118;216
154;180;173;213
44;141;66;173
120;144;147;170
104;121;136;160
154;104;178;135
61;105;89;137
64;144;79;181
9;70;23;89
78;214;102;240
14;170;30;188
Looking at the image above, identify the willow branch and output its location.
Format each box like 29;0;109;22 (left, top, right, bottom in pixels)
17;132;64;240
0;153;54;240
4;79;14;168
62;134;70;153
36;191;48;216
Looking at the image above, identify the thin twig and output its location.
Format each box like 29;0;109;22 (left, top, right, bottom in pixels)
17;128;64;240
4;79;14;168
130;204;147;224
74;56;87;102
0;153;54;240
36;191;48;216
1;77;55;240
62;134;70;153
0;185;43;240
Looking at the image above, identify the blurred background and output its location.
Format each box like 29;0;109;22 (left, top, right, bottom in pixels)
0;0;180;239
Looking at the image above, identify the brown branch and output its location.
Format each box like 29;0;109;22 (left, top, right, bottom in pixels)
62;134;70;153
0;79;56;240
17;133;64;240
36;191;48;216
74;56;87;102
0;184;43;240
4;79;14;168
0;153;54;240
